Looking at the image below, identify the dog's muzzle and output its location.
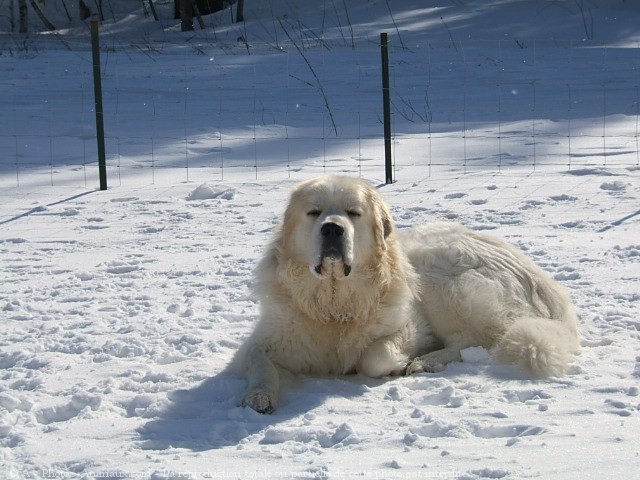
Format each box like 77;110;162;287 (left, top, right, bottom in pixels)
314;222;351;277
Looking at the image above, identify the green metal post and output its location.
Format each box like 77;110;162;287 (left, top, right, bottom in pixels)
381;32;393;184
91;20;107;191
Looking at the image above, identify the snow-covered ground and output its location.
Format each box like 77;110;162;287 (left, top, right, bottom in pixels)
1;1;640;479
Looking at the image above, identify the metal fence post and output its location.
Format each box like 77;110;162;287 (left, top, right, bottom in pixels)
91;20;107;191
380;32;393;184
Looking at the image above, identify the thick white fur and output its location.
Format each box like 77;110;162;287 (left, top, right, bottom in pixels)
227;175;580;413
401;223;580;377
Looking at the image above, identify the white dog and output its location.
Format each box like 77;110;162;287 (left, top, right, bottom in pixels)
226;175;580;413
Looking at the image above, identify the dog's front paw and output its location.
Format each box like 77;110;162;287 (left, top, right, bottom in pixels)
405;356;446;375
241;390;276;414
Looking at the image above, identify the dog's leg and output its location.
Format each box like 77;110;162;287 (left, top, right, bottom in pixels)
241;345;280;414
356;337;408;378
405;337;472;375
357;329;442;378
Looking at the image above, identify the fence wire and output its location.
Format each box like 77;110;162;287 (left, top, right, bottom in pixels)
0;36;639;188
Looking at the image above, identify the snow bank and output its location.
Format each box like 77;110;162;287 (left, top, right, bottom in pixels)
186;184;236;201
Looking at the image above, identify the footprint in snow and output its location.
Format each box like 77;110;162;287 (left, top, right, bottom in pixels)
140;225;165;234
600;181;627;192
556;220;586;229
260;423;360;448
104;260;142;275
549;194;578;202
420;385;465;408
444;192;467;200
0;238;27;244
166;304;193;317
59;208;81;216
81;225;109;230
35;392;101;425
604;398;637;417
612;245;640;261
501;389;552;404
553;266;581;281
520;199;546;210
410;417;545;440
465;467;511;479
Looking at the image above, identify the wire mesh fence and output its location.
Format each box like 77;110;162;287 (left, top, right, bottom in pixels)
0;33;639;189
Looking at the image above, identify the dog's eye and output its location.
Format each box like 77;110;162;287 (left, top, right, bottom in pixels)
346;210;361;218
307;209;322;217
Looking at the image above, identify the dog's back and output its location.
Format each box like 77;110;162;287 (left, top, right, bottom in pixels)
401;222;580;377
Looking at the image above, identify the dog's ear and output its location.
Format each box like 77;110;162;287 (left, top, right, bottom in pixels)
279;185;306;252
280;202;296;251
381;205;393;239
369;188;394;250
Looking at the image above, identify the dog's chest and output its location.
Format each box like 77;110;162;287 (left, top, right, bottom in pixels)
273;267;387;374
302;276;376;322
282;317;372;375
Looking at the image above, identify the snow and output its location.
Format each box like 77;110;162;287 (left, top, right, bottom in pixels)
186;184;236;201
1;1;640;479
459;347;490;364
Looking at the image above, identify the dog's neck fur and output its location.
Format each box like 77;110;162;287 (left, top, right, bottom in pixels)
282;262;372;324
272;236;410;325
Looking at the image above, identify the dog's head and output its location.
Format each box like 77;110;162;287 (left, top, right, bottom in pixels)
280;175;394;279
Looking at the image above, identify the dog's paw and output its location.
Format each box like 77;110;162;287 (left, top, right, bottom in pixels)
405;356;446;375
241;390;276;414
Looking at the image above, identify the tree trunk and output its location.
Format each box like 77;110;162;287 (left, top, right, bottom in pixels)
9;0;16;32
29;0;57;31
192;1;204;29
79;0;91;20
60;0;72;21
197;0;223;15
96;0;104;21
236;0;244;23
147;0;159;21
19;0;27;33
179;0;194;31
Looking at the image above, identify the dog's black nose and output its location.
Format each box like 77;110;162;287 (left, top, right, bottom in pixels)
320;222;344;238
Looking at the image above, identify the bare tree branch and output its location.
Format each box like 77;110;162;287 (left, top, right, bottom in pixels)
28;0;57;31
278;17;338;137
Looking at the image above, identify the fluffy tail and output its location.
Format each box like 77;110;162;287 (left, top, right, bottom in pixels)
494;316;580;377
493;254;581;378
